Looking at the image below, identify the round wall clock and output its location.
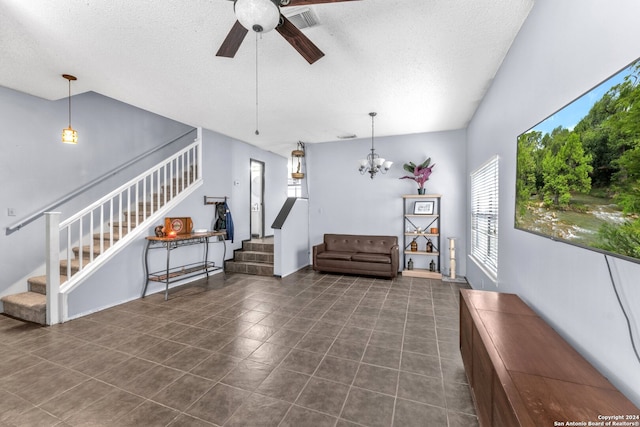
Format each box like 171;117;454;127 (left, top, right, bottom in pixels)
171;218;184;233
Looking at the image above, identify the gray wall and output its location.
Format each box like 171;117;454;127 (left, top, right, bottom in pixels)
307;129;467;275
0;87;193;300
0;86;288;314
466;0;640;405
68;128;288;316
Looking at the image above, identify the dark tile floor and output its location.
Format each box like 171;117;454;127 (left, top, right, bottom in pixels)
0;269;478;427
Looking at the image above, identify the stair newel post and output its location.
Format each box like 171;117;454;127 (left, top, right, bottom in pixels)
45;212;61;325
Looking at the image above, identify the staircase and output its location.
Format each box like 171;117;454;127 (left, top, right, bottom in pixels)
1;202;159;324
225;237;274;277
1;136;202;325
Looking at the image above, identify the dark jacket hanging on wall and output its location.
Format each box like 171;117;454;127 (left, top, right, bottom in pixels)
214;202;234;242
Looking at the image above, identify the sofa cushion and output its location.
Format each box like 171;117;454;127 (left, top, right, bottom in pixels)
351;252;391;264
317;251;355;261
324;234;397;255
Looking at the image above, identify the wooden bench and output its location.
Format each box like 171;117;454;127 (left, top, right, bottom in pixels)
460;289;639;426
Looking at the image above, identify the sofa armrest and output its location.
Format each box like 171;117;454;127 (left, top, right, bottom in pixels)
312;243;326;270
390;244;399;277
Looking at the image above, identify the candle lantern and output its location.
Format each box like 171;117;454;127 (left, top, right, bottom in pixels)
426;239;433;253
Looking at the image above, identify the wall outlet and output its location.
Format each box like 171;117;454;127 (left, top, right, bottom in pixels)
7;208;16;216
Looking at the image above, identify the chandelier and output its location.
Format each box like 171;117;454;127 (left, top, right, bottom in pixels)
358;112;392;179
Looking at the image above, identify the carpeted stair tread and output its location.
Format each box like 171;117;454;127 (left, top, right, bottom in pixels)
59;259;84;275
93;232;126;241
1;292;46;325
28;275;68;294
73;244;111;258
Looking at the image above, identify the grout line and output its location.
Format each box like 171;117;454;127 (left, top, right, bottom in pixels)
0;271;475;426
277;274;375;427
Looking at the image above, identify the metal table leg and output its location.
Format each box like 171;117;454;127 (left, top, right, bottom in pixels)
142;240;151;298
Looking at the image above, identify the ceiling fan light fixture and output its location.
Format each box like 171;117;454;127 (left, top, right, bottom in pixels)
235;0;280;33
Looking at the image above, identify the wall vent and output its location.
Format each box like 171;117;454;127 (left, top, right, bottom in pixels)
285;8;320;29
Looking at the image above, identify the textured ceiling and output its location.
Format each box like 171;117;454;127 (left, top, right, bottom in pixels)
0;0;534;156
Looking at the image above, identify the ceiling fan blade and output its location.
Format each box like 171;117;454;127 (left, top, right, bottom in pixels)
281;0;361;6
216;20;249;58
276;15;324;64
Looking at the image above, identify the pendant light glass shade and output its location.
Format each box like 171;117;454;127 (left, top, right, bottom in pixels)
291;142;305;179
62;127;78;144
62;74;78;144
235;0;280;33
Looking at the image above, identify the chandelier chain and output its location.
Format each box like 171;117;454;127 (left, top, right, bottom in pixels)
255;32;260;135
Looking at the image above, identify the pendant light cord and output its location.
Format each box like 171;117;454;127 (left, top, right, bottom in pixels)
68;78;72;127
255;32;260;136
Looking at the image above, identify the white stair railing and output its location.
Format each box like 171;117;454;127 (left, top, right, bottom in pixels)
46;132;203;324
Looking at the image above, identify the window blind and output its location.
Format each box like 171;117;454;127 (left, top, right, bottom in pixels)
470;155;499;279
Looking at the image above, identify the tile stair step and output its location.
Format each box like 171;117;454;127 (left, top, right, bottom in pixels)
224;260;274;277
242;242;275;253
233;250;274;264
27;275;68;295
0;292;46;325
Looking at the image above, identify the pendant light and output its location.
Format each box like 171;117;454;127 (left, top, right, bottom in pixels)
358;112;392;179
61;74;78;144
291;142;305;179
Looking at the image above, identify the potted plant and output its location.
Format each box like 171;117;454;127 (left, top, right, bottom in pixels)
400;158;435;194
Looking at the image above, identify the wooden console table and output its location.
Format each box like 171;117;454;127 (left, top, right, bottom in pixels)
142;231;226;300
460;289;639;426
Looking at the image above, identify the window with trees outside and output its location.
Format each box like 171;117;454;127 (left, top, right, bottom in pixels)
471;155;499;280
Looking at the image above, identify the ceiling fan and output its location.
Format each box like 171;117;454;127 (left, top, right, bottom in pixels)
217;0;360;64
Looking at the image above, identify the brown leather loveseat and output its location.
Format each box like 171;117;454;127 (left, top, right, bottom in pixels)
312;234;399;278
